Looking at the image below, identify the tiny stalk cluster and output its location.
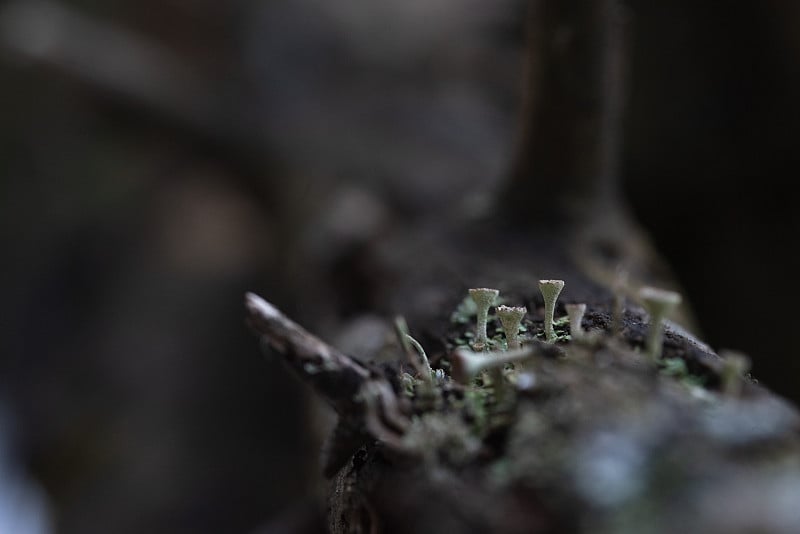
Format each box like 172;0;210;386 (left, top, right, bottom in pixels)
455;282;571;390
460;288;531;392
454;281;720;396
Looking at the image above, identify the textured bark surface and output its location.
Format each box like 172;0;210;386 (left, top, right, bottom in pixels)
245;2;800;532
248;224;800;533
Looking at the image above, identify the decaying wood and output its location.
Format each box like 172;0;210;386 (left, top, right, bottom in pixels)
242;0;800;532
247;288;800;534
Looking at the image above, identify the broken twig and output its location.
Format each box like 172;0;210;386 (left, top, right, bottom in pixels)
245;292;409;446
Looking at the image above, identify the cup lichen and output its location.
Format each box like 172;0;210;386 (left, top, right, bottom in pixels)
497;305;527;350
469;288;500;349
565;303;587;341
638;286;682;362
539;280;565;343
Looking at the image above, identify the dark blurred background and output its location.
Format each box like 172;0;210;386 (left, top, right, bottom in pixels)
1;0;799;532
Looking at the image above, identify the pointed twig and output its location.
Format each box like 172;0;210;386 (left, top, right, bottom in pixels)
245;292;412;454
246;293;369;409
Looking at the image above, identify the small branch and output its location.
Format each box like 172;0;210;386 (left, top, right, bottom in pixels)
245;292;371;413
245;293;410;445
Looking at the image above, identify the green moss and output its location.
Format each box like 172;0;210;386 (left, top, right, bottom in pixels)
660;358;688;378
659;357;707;389
532;318;572;343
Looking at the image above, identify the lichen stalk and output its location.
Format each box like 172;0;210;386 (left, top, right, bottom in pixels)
539;280;565;343
565;303;587;341
497;305;527;350
719;350;751;397
469;288;499;349
639;286;682;362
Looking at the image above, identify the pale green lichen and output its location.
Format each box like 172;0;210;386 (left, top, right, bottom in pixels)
450;296;479;325
638;286;682;362
539;280;565;343
719;350;751;397
469;288;499;349
496;305;527;350
565;303;586;341
450;347;535;385
395;316;433;384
